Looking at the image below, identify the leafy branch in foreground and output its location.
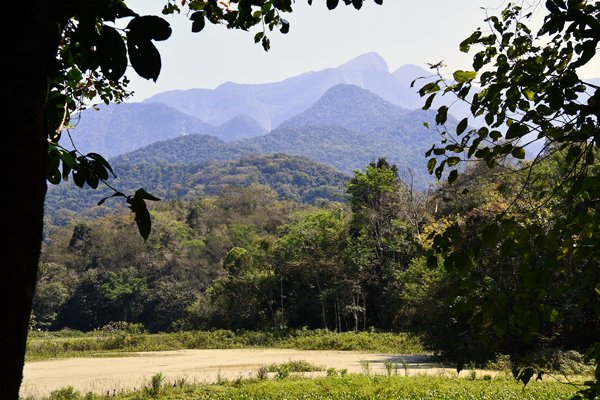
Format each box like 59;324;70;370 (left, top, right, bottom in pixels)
414;1;599;398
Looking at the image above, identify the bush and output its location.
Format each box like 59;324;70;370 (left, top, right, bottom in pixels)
48;386;80;400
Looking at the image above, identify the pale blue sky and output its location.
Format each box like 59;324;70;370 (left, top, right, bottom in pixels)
124;1;599;102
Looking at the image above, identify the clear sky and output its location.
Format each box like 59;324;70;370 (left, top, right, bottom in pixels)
124;0;600;102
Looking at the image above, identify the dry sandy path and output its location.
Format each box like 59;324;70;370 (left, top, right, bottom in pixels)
21;349;449;397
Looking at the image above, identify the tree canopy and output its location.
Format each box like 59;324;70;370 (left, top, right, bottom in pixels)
416;0;599;397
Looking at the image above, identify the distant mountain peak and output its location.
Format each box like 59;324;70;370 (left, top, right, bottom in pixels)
392;64;432;86
279;83;405;132
315;84;399;110
339;52;389;73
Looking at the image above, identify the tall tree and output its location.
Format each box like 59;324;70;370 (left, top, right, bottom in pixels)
3;1;382;397
346;158;418;327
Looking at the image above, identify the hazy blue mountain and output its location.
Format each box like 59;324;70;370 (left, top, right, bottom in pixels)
67;102;216;158
280;84;408;133
213;114;267;141
45;154;349;224
145;53;420;131
392;64;437;109
68;103;266;158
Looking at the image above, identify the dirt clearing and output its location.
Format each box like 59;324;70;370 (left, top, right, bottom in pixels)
21;349;470;397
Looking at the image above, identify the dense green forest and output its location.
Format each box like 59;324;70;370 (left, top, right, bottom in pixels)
44;153;348;225
36;156;599;368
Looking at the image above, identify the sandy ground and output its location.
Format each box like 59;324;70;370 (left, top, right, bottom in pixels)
21;349;473;398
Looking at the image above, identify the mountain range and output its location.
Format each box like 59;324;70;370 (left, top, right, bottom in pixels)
111;84;449;183
68;53;436;158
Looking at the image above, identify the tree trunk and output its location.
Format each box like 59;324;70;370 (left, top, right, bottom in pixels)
2;2;54;398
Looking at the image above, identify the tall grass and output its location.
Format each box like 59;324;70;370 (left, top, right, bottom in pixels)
36;374;578;400
26;329;425;361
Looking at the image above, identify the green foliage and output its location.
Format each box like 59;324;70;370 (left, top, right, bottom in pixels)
36;375;578;400
264;360;324;374
145;373;164;399
26;329;424;361
47;386;80;400
414;2;600;397
45;153;348;224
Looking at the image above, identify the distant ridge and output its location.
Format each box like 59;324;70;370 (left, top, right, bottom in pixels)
69;103;266;158
144;52;430;131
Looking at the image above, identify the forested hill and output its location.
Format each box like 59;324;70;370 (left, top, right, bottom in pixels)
110;135;252;165
45;154;349;225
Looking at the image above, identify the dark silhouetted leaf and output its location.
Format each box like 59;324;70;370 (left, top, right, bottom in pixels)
191;11;206;32
127;15;172;42
98;26;127;81
127;37;161;82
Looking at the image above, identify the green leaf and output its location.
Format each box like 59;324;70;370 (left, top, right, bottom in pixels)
134;188;161;202
448;169;458;184
595;282;600;295
516;367;535;388
505;123;529;139
447;156;461;166
523;89;536;101
435;106;448;125
459;31;482;53
59;150;77;169
127;196;152;241
422;93;436;110
86;173;99;189
73;169;86;188
280;19;290;34
511;146;526;159
427;158;437;174
87;153;116;178
97;192;126;206
352;0;363;10
453;70;477;83
489;130;502;141
261;36;271;51
456;118;468;135
127;189;160;241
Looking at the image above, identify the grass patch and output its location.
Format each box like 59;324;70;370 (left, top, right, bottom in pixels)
26;329;425;361
30;374;579;400
263;360;325;373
